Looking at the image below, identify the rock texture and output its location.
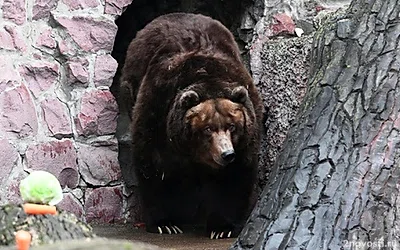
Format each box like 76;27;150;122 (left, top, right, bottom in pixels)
255;36;313;187
0;0;131;224
236;0;351;189
75;90;118;136
84;186;124;223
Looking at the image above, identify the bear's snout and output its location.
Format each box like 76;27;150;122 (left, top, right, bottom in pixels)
212;131;235;166
221;149;235;163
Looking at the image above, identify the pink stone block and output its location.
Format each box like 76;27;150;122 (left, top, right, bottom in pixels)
58;39;77;57
54;15;118;52
5;25;26;51
75;90;118;136
0;25;27;51
104;0;132;15
62;0;100;10
59;167;79;189
40;98;72;137
77;143;121;186
84;186;124;223
0;139;23;205
0;58;20;93
5;172;26;205
57;193;84;220
25;140;79;188
94;54;118;87
0;27;15;50
271;13;295;36
67;58;89;85
35;28;56;49
0;85;38;138
2;0;26;25
19;61;59;98
0;139;20;185
33;0;58;20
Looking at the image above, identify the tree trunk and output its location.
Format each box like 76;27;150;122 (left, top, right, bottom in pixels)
0;204;94;246
232;0;400;249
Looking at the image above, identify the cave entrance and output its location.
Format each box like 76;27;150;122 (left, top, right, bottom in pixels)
110;0;255;220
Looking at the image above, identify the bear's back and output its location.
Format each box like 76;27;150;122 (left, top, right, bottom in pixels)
137;13;240;59
122;13;243;90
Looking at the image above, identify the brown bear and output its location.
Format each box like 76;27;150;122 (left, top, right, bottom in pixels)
120;12;263;239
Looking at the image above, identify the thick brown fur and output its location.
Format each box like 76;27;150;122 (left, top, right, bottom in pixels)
120;12;263;238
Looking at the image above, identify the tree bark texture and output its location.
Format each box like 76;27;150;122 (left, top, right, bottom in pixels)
0;205;94;246
232;0;400;249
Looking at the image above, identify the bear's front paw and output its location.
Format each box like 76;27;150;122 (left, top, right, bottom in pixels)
146;224;183;234
206;215;241;239
209;230;234;239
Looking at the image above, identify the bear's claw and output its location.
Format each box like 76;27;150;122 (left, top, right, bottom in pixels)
156;225;183;234
173;225;184;234
210;230;232;239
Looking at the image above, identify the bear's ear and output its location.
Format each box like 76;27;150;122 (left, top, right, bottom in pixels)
231;86;248;104
179;90;200;108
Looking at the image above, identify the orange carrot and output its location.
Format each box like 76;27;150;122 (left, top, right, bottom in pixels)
23;203;57;215
15;230;31;250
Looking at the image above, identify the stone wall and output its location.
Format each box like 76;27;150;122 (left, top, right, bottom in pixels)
0;0;133;223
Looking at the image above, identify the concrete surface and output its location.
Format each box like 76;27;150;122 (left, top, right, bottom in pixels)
92;223;235;250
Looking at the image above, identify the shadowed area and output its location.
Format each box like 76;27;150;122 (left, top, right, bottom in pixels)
92;223;235;250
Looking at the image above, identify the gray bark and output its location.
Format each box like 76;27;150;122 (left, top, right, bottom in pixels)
232;0;400;249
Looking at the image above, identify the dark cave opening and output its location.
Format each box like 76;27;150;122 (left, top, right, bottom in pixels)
110;0;256;220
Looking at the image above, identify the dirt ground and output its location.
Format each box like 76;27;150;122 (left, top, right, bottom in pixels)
92;223;235;250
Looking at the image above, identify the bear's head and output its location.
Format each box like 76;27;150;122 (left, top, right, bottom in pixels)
167;86;254;169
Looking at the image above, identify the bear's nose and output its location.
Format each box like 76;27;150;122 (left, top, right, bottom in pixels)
221;150;235;163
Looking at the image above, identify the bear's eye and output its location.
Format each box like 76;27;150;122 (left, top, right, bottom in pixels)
228;123;236;132
203;126;212;134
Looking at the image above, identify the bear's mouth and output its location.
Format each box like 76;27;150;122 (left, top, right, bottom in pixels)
213;158;233;167
213;157;228;167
